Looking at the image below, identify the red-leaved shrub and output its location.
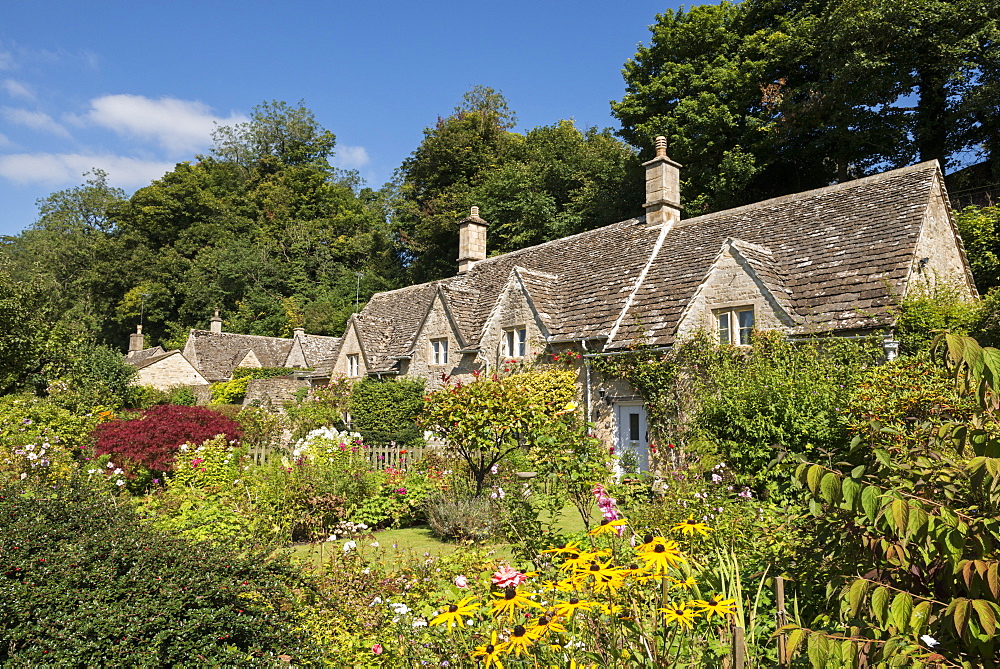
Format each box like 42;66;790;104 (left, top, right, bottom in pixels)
93;404;243;473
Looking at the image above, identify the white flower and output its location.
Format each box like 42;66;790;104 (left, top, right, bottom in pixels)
370;541;380;548
362;568;371;575
20;472;27;480
369;596;382;607
87;469;97;474
920;635;939;648
343;540;357;553
26;452;37;460
113;468;123;475
116;479;125;487
412;619;427;628
106;461;115;468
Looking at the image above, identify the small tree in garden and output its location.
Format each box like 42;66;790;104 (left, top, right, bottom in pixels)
285;377;354;439
93;404;242;475
421;370;580;497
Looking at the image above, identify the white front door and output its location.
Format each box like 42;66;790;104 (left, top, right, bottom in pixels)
615;402;649;474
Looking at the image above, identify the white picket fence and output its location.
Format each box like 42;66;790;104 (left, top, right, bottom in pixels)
244;441;422;471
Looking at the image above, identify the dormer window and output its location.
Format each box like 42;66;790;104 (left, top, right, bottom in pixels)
503;327;527;358
347;353;360;377
431;338;449;365
716;308;754;345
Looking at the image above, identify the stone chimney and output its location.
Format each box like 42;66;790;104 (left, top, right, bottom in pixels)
643;136;681;225
293;327;305;337
457;206;488;274
128;324;145;353
210;309;223;334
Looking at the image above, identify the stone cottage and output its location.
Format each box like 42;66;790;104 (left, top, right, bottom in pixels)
329;137;977;472
126;314;341;399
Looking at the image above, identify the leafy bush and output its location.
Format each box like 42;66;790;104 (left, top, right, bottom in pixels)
210;376;251;405
167;385;197;406
426;495;498;541
895;281;981;354
285;377;354;439
348;377;425;446
93;404;242;475
0;477;321;665
0;395;100;484
955;204;1000;292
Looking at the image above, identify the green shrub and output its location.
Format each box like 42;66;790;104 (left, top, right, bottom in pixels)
0;395;98;484
167;385;197;406
0;477;321;665
895;281;980;354
210;376;251;404
426;495;498;541
348;377;425;446
285;377;354;439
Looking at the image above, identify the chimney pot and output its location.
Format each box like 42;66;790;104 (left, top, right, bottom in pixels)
643;136;681;225
470;206;479;217
128;324;145;353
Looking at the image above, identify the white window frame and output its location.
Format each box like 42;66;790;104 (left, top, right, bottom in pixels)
716;307;755;346
346;353;360;377
431;338;449;365
502;327;527;358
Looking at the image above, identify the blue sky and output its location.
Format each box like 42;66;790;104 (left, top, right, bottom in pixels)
0;0;685;237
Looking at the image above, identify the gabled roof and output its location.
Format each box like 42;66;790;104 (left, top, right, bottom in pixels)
182;330;294;381
351;161;950;366
125;346;167;366
129;348;177;371
294;333;342;369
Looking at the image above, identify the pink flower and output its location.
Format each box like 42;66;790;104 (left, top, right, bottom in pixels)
492;566;527;589
454;575;468;588
372;643;383;655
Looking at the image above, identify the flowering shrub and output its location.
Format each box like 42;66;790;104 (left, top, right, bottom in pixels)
93;404;243;475
285;377;354;439
169;434;245;490
0;395;98;483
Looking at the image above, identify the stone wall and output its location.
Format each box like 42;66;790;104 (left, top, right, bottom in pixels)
135;354;207;390
910;185;979;297
407;292;478;391
243;378;310;409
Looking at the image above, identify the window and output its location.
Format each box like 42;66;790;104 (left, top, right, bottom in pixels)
502;327;527;358
431;338;449;365
347;353;359;377
716;308;754;345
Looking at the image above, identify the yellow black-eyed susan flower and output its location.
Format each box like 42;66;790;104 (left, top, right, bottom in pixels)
526;613;569;640
636;540;686;574
575;560;627;594
490;587;543;619
587;518;628;537
659;602;700;629
471;630;505;668
428;595;480;632
693;594;737;620
553;597;599;618
503;624;534;657
541;541;584;556
672;517;713;537
634;533;667;551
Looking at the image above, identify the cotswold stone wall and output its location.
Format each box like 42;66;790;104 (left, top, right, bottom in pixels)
135;355;207;390
243;378;309;408
407;293;478;391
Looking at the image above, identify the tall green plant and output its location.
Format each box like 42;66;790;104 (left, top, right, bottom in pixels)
781;334;1000;666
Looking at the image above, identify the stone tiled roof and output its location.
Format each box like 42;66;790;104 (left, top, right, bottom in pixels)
130;349;176;370
125;346;167;366
183;330;294;381
612;161;939;346
295;333;342;370
352;161;949;367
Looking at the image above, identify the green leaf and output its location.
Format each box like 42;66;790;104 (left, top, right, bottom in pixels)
785;627;806;658
972;599;997;637
891;499;910;539
848;579;868;618
890;592;913;633
851;464;865;479
909;600;932;635
807;464;825;496
862;486;881;523
906;506;929;541
807;632;830;668
954;598;971;638
871;586;890;627
821;472;842;505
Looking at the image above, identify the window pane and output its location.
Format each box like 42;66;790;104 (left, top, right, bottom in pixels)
442;340;448;364
717;313;731;344
629;412;640;441
517;328;526;357
738;309;754;345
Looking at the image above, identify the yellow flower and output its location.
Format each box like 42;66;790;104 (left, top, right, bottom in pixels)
636;540;686;574
490;587;543;619
541;541;584;556
503;624;534;657
558;549;607;572
670;575;697;590
429;595;480;632
471;630;506;668
587;518;629;537
660;602;700;629
526;613;568;640
672;517;713;536
634;533;667;551
574;560;627;595
553;597;599;618
693;594;738;620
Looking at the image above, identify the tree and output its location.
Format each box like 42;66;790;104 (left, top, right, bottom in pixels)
612;0;1000;215
395;87;642;282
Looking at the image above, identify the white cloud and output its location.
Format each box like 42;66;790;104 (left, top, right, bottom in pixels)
3;79;34;100
81;94;246;154
333;145;370;169
0;152;174;188
2;107;69;137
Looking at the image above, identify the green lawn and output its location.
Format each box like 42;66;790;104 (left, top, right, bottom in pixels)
290;502;599;570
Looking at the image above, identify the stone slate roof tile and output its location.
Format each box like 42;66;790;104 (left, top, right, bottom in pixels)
295;334;342;370
125;346;167;366
183;330;294;381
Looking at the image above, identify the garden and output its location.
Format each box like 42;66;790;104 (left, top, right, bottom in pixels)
3;303;1000;666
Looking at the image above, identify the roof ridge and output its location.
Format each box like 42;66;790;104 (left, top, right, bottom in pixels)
674;160;940;229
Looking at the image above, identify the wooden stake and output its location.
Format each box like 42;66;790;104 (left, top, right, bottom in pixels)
776;576;788;666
